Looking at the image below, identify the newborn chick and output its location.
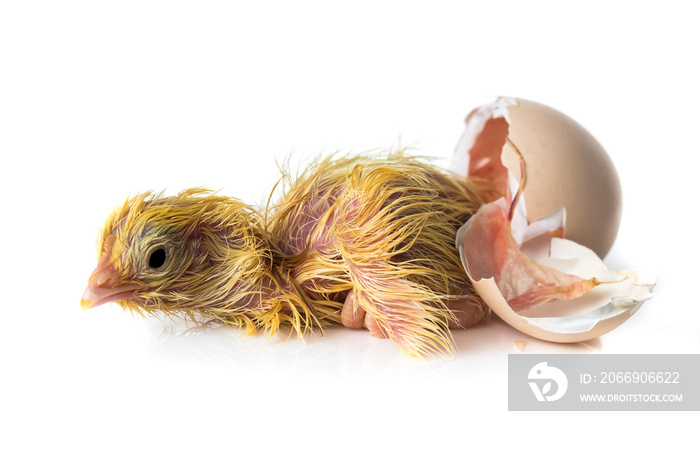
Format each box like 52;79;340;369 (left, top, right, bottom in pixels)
81;152;488;357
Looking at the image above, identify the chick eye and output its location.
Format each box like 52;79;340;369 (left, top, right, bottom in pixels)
148;248;167;269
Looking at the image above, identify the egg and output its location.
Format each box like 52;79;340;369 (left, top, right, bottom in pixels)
453;97;622;259
453;97;655;343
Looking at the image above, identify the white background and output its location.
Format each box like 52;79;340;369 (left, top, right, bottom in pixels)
1;1;698;467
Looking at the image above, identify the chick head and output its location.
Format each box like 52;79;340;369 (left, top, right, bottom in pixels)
81;188;270;318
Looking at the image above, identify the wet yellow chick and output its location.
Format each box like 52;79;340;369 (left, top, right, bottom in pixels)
82;152;487;357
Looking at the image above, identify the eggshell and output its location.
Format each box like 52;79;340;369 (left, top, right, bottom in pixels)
454;97;622;259
453;97;655;343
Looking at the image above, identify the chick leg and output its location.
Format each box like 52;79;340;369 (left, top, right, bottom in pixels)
330;163;487;356
340;291;363;328
342;288;485;333
338;258;455;357
341;291;387;338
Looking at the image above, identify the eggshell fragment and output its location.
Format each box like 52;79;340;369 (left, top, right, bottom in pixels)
458;224;655;342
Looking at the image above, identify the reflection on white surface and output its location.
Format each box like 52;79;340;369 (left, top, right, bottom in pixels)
144;313;600;378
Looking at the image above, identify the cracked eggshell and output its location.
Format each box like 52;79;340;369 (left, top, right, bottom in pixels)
453;97;655;343
458;97;623;259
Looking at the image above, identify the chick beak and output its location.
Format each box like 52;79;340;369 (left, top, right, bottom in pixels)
81;236;139;310
81;264;139;310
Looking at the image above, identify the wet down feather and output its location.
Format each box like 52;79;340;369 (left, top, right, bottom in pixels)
81;151;488;358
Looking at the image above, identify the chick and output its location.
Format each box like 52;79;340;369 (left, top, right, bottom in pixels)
81;152;488;357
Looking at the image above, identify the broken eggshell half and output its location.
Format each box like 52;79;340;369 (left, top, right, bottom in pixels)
453;97;622;259
454;97;655;342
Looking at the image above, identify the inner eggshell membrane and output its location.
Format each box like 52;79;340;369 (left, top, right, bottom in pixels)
454;98;655;342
